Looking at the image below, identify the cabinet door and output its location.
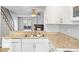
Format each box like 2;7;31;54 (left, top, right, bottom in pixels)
35;39;50;52
60;6;73;24
35;43;49;52
22;39;34;52
2;39;21;52
46;6;62;24
45;6;73;24
11;39;21;52
2;39;12;52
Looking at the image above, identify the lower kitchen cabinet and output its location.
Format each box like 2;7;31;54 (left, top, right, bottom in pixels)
35;39;50;52
2;38;53;52
12;42;21;52
2;39;13;52
22;39;34;52
11;39;21;52
22;39;50;52
22;43;34;52
2;39;21;52
35;43;49;52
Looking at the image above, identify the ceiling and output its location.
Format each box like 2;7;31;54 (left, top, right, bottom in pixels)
4;6;46;17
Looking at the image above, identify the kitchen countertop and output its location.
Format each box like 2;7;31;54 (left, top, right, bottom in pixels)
3;37;48;39
47;32;79;49
2;31;79;49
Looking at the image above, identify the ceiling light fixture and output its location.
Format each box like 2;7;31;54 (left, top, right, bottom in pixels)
32;9;37;17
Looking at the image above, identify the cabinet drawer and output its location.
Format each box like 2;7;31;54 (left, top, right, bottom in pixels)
11;39;21;43
2;39;21;42
22;39;34;43
2;39;12;43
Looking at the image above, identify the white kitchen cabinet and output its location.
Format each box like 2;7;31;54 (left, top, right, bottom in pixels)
60;7;73;24
2;38;53;52
12;42;21;52
2;38;21;52
45;6;62;24
44;6;73;24
22;38;51;52
35;43;49;52
22;43;34;52
2;38;12;52
22;39;34;52
35;39;50;52
11;39;21;52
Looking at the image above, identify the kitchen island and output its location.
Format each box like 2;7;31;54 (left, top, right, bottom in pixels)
2;31;79;52
2;37;53;52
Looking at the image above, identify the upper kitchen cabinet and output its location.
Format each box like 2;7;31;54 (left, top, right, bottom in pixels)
60;6;73;24
44;6;62;24
44;6;74;24
72;6;79;24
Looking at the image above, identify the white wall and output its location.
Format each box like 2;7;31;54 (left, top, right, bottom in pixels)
60;25;79;39
1;7;12;37
10;12;18;31
0;6;2;47
45;24;79;39
0;6;1;36
45;24;59;32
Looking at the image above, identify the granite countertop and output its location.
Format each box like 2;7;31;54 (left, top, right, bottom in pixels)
47;32;79;49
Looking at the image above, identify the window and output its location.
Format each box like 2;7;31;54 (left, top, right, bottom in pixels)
73;6;79;17
23;19;32;26
23;19;32;30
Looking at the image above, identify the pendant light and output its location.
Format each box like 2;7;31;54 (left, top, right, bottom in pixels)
32;9;37;17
